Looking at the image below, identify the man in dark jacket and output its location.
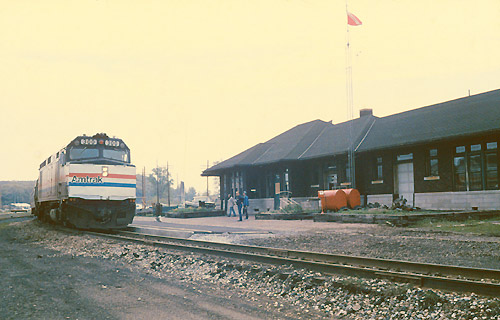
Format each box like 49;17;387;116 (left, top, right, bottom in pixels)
236;191;244;221
243;191;249;219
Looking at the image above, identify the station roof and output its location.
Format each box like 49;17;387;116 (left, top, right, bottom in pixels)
356;89;500;152
203;89;500;176
202;116;376;176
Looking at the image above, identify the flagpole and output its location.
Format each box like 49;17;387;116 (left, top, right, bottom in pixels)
345;4;355;189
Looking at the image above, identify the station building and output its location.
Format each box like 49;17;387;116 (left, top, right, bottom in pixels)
203;89;500;211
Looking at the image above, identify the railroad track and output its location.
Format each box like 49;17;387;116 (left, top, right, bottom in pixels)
85;227;500;297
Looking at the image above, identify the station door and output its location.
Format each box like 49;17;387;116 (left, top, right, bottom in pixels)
396;162;414;207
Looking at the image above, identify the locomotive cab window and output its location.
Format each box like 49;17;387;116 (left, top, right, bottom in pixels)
103;149;129;163
69;147;99;160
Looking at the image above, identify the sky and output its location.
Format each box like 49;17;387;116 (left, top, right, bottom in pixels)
1;0;500;194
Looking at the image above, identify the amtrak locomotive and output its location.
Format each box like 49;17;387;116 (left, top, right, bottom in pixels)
32;133;136;229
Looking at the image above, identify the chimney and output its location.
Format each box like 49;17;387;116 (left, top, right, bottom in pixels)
359;108;373;117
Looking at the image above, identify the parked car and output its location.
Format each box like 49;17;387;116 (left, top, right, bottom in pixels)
185;196;216;209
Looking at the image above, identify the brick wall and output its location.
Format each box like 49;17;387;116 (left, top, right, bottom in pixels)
248;198;275;213
415;190;500;210
366;194;393;207
248;197;321;213
290;197;321;211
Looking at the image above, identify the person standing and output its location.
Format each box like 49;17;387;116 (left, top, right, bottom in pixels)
243;191;249;219
236;191;244;221
155;203;162;222
227;194;237;217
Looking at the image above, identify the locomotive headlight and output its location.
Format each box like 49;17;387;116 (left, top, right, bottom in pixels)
102;166;108;177
105;140;109;146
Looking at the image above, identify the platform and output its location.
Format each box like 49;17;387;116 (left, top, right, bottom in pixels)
130;215;361;239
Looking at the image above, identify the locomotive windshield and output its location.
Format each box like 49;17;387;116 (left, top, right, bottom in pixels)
70;147;99;160
103;149;129;162
68;146;130;164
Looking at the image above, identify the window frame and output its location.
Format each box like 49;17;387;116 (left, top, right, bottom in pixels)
453;141;499;191
69;147;100;161
371;156;384;184
485;142;498;190
425;148;439;179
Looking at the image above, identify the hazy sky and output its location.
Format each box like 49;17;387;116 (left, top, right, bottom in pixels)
1;0;500;193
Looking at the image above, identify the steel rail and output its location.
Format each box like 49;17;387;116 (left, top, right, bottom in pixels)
84;228;500;297
122;227;500;281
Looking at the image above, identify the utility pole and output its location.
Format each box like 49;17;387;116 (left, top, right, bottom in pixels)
206;160;209;197
156;161;160;205
180;181;185;205
166;162;171;206
142;167;146;208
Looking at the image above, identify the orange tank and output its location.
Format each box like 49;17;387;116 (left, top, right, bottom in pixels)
318;189;347;212
341;188;361;209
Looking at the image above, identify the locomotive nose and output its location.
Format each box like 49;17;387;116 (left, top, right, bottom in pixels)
95;208;113;223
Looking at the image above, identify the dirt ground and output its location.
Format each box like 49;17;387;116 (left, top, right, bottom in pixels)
0;220;314;320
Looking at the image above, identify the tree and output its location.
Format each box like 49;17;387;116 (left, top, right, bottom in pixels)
211;160;220;197
139;167;197;206
0;181;35;206
186;187;196;201
148;166;173;205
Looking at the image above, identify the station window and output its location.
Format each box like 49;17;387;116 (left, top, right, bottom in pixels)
397;153;413;161
309;167;320;196
468;144;482;191
265;172;273;198
345;162;351;184
426;148;439;177
486;142;498;190
456;146;466;154
327;163;338;189
453;147;467;191
453;142;498;191
283;168;289;192
375;157;383;180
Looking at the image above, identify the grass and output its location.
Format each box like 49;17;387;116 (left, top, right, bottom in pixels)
339;208;438;215
279;204;306;214
269;204;317;214
412;217;500;236
271;207;441;215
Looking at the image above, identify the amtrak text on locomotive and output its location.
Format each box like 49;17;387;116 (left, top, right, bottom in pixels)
71;176;103;183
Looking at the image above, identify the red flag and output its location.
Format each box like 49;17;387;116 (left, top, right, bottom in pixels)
347;11;362;26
